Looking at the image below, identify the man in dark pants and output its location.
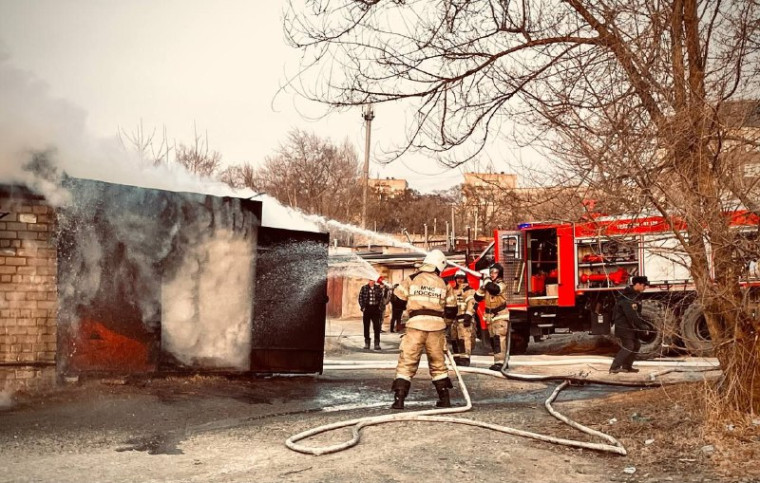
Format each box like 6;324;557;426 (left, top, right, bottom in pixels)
609;276;650;374
358;278;384;350
389;284;405;333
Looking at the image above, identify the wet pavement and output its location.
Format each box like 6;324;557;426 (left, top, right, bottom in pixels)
0;317;723;483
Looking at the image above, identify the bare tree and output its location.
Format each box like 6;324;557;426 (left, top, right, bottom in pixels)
118;121;172;166
285;0;760;412
175;125;222;177
227;129;363;223
368;188;456;234
219;164;257;190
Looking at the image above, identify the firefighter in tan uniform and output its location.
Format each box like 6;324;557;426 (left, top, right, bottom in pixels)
449;270;476;366
390;250;458;410
470;263;509;371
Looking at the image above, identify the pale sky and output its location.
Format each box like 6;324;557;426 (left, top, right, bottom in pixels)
0;0;492;193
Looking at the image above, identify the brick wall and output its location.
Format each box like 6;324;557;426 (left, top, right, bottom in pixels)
0;190;57;393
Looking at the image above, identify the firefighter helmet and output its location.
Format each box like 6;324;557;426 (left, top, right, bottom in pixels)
423;249;448;272
489;263;504;279
454;270;467;280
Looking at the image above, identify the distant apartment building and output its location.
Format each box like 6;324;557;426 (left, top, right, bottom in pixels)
460;172;519;237
720;100;760;182
369;177;409;198
463;172;517;191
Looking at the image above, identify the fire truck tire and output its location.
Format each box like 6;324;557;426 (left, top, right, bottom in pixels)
680;303;713;356
638;300;676;359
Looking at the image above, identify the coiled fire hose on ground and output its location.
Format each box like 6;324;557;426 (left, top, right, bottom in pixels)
285;348;719;457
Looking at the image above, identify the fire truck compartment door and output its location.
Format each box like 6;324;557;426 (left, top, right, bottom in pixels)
556;225;576;307
495;230;527;305
251;227;328;374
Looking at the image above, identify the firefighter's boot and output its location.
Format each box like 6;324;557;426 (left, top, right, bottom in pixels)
433;378;453;408
391;378;411;410
364;339;370;350
489;338;502;371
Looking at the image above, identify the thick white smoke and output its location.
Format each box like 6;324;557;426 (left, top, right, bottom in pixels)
161;230;253;369
0;54;320;232
0;55;323;372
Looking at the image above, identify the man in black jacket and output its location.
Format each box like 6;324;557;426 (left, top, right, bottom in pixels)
609;275;650;374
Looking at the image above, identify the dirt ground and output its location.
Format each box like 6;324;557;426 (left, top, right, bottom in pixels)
2;318;759;483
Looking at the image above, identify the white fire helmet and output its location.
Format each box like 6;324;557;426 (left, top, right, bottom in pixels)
454;270;467;279
423;249;447;272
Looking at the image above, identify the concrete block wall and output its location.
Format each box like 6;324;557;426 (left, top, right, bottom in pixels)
0;193;58;392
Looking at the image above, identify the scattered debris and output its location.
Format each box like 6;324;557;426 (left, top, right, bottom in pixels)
645;439;655;445
630;412;649;422
623;466;636;474
608;418;618;425
701;445;716;455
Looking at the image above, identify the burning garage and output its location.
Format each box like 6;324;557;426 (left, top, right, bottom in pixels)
0;177;328;393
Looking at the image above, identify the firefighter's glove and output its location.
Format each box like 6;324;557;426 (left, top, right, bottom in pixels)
462;314;472;328
484;281;501;296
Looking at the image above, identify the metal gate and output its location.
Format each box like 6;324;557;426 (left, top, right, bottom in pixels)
251;227;329;374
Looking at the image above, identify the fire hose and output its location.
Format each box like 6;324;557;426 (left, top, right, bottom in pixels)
286;348;719;457
287;338;721;457
286;351;630;456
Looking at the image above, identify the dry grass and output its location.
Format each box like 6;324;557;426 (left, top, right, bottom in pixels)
573;381;760;481
701;384;760;479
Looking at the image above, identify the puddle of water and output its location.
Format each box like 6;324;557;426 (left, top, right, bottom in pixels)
116;433;184;455
475;384;648;407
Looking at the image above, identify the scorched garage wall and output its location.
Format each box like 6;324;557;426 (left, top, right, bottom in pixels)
1;177;329;393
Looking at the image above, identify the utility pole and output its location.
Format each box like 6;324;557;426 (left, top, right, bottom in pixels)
361;104;375;230
451;205;456;252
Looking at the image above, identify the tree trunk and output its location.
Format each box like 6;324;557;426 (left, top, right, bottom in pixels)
714;328;760;414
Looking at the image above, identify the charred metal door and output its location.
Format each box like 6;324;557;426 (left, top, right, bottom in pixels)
56;179;164;375
251;227;328;373
56;177;262;376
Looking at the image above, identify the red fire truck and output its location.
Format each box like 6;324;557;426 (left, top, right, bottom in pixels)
444;212;760;357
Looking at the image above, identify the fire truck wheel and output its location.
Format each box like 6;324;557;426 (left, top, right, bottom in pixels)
680;302;713;356
636;300;676;359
